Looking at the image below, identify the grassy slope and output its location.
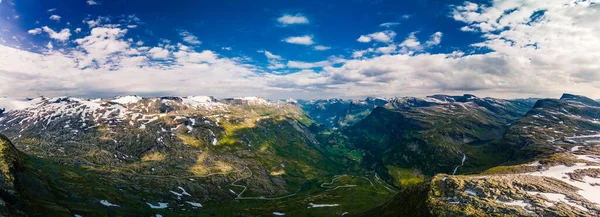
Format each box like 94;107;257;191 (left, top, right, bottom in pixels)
1;104;396;216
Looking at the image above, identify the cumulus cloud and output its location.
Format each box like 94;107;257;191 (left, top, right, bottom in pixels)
283;35;314;45
277;14;309;25
27;28;42;35
148;47;170;59
357;35;372;43
314;45;331;51
49;15;61;21
71;27;136;69
264;0;600;98
357;31;396;43
84;16;111;28
178;30;201;45
41;26;71;41
352;48;372;58
375;44;396;54
425;32;443;46
258;50;282;60
258;50;285;69
87;0;99;5
0;27;265;98
3;0;600;99
287;60;330;69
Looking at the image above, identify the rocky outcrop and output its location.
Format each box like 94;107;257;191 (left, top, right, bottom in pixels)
0;134;25;216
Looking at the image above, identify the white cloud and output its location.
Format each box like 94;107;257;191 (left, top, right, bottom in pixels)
0;28;266;98
314;45;331;51
369;31;396;43
46;42;53;49
287;60;330;69
48;8;57;12
357;35;372;43
87;0;99;5
3;1;600;99
258;50;285;70
258;50;282;60
352;49;372;58
283;35;314;45
399;32;421;49
277;14;309;25
148;47;169;59
222;47;232;50
264;0;600;98
74;28;82;33
49;15;61;21
73;27;134;68
375;44;396;54
380;22;400;27
148;47;170;59
127;25;137;28
178;30;201;45
85;16;110;28
27;28;42;35
41;26;71;41
425;32;443;46
357;31;396;43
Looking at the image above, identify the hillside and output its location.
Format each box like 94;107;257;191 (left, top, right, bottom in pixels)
0;96;395;216
363;94;600;216
3;94;599;216
323;95;536;187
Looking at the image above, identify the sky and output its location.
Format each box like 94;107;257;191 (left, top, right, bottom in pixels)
0;0;599;100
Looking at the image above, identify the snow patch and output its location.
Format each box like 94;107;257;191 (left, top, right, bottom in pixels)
100;200;119;207
186;201;203;207
464;189;477;196
146;202;168;209
111;95;142;105
528;163;600;205
527;191;588;211
307;203;339;208
495;199;534;213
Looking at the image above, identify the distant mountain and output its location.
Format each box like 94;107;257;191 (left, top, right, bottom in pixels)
560;93;600;107
297;97;388;129
323;95;537;187
363;93;600;217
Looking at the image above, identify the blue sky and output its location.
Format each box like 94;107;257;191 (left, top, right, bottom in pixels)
5;0;482;66
0;0;599;99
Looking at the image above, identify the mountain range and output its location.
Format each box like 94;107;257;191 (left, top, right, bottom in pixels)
0;94;599;216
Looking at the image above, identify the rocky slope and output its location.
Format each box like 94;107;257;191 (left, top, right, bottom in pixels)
363;94;600;217
0;96;395;216
0;134;26;216
4;93;598;216
323;95;536;187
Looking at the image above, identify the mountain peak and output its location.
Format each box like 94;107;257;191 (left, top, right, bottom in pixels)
560;93;600;107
